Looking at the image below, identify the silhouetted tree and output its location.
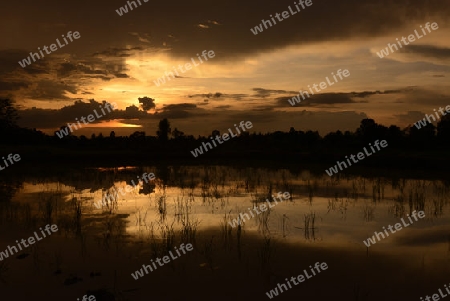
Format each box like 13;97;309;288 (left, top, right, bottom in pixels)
324;130;343;146
130;131;145;141
172;128;185;139
212;130;220;138
387;125;404;147
55;125;71;137
0;98;19;131
157;118;171;142
109;131;116;139
356;118;378;142
409;123;435;148
437;114;450;144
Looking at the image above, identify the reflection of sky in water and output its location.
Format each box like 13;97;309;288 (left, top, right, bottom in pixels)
4;166;450;300
13;169;450;253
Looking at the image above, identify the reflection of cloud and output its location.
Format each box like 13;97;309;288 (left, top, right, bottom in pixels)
394;226;450;246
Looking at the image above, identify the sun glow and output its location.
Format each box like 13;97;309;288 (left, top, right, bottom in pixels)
83;120;141;128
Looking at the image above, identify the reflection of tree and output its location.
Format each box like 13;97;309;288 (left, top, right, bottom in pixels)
0;177;23;203
156;165;170;187
139;181;155;195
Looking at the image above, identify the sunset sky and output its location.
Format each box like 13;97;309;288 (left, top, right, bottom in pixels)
1;0;449;136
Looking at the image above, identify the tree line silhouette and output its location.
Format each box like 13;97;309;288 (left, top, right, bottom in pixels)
1;98;450;165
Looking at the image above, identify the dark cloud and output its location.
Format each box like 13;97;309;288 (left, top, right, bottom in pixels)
57;62;78;77
27;80;78;100
310;93;357;104
56;59;127;80
252;88;298;98
0;50;30;74
155;103;201;119
189;92;223;99
18;99;117;128
276;93;357;107
94;0;449;60
400;45;450;59
188;92;247;100
2;0;449;63
394;111;426;124
349;89;404;98
138;96;156;111
0;81;29;91
17;95;370;136
274;88;420;107
92;47;144;58
87;75;111;81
